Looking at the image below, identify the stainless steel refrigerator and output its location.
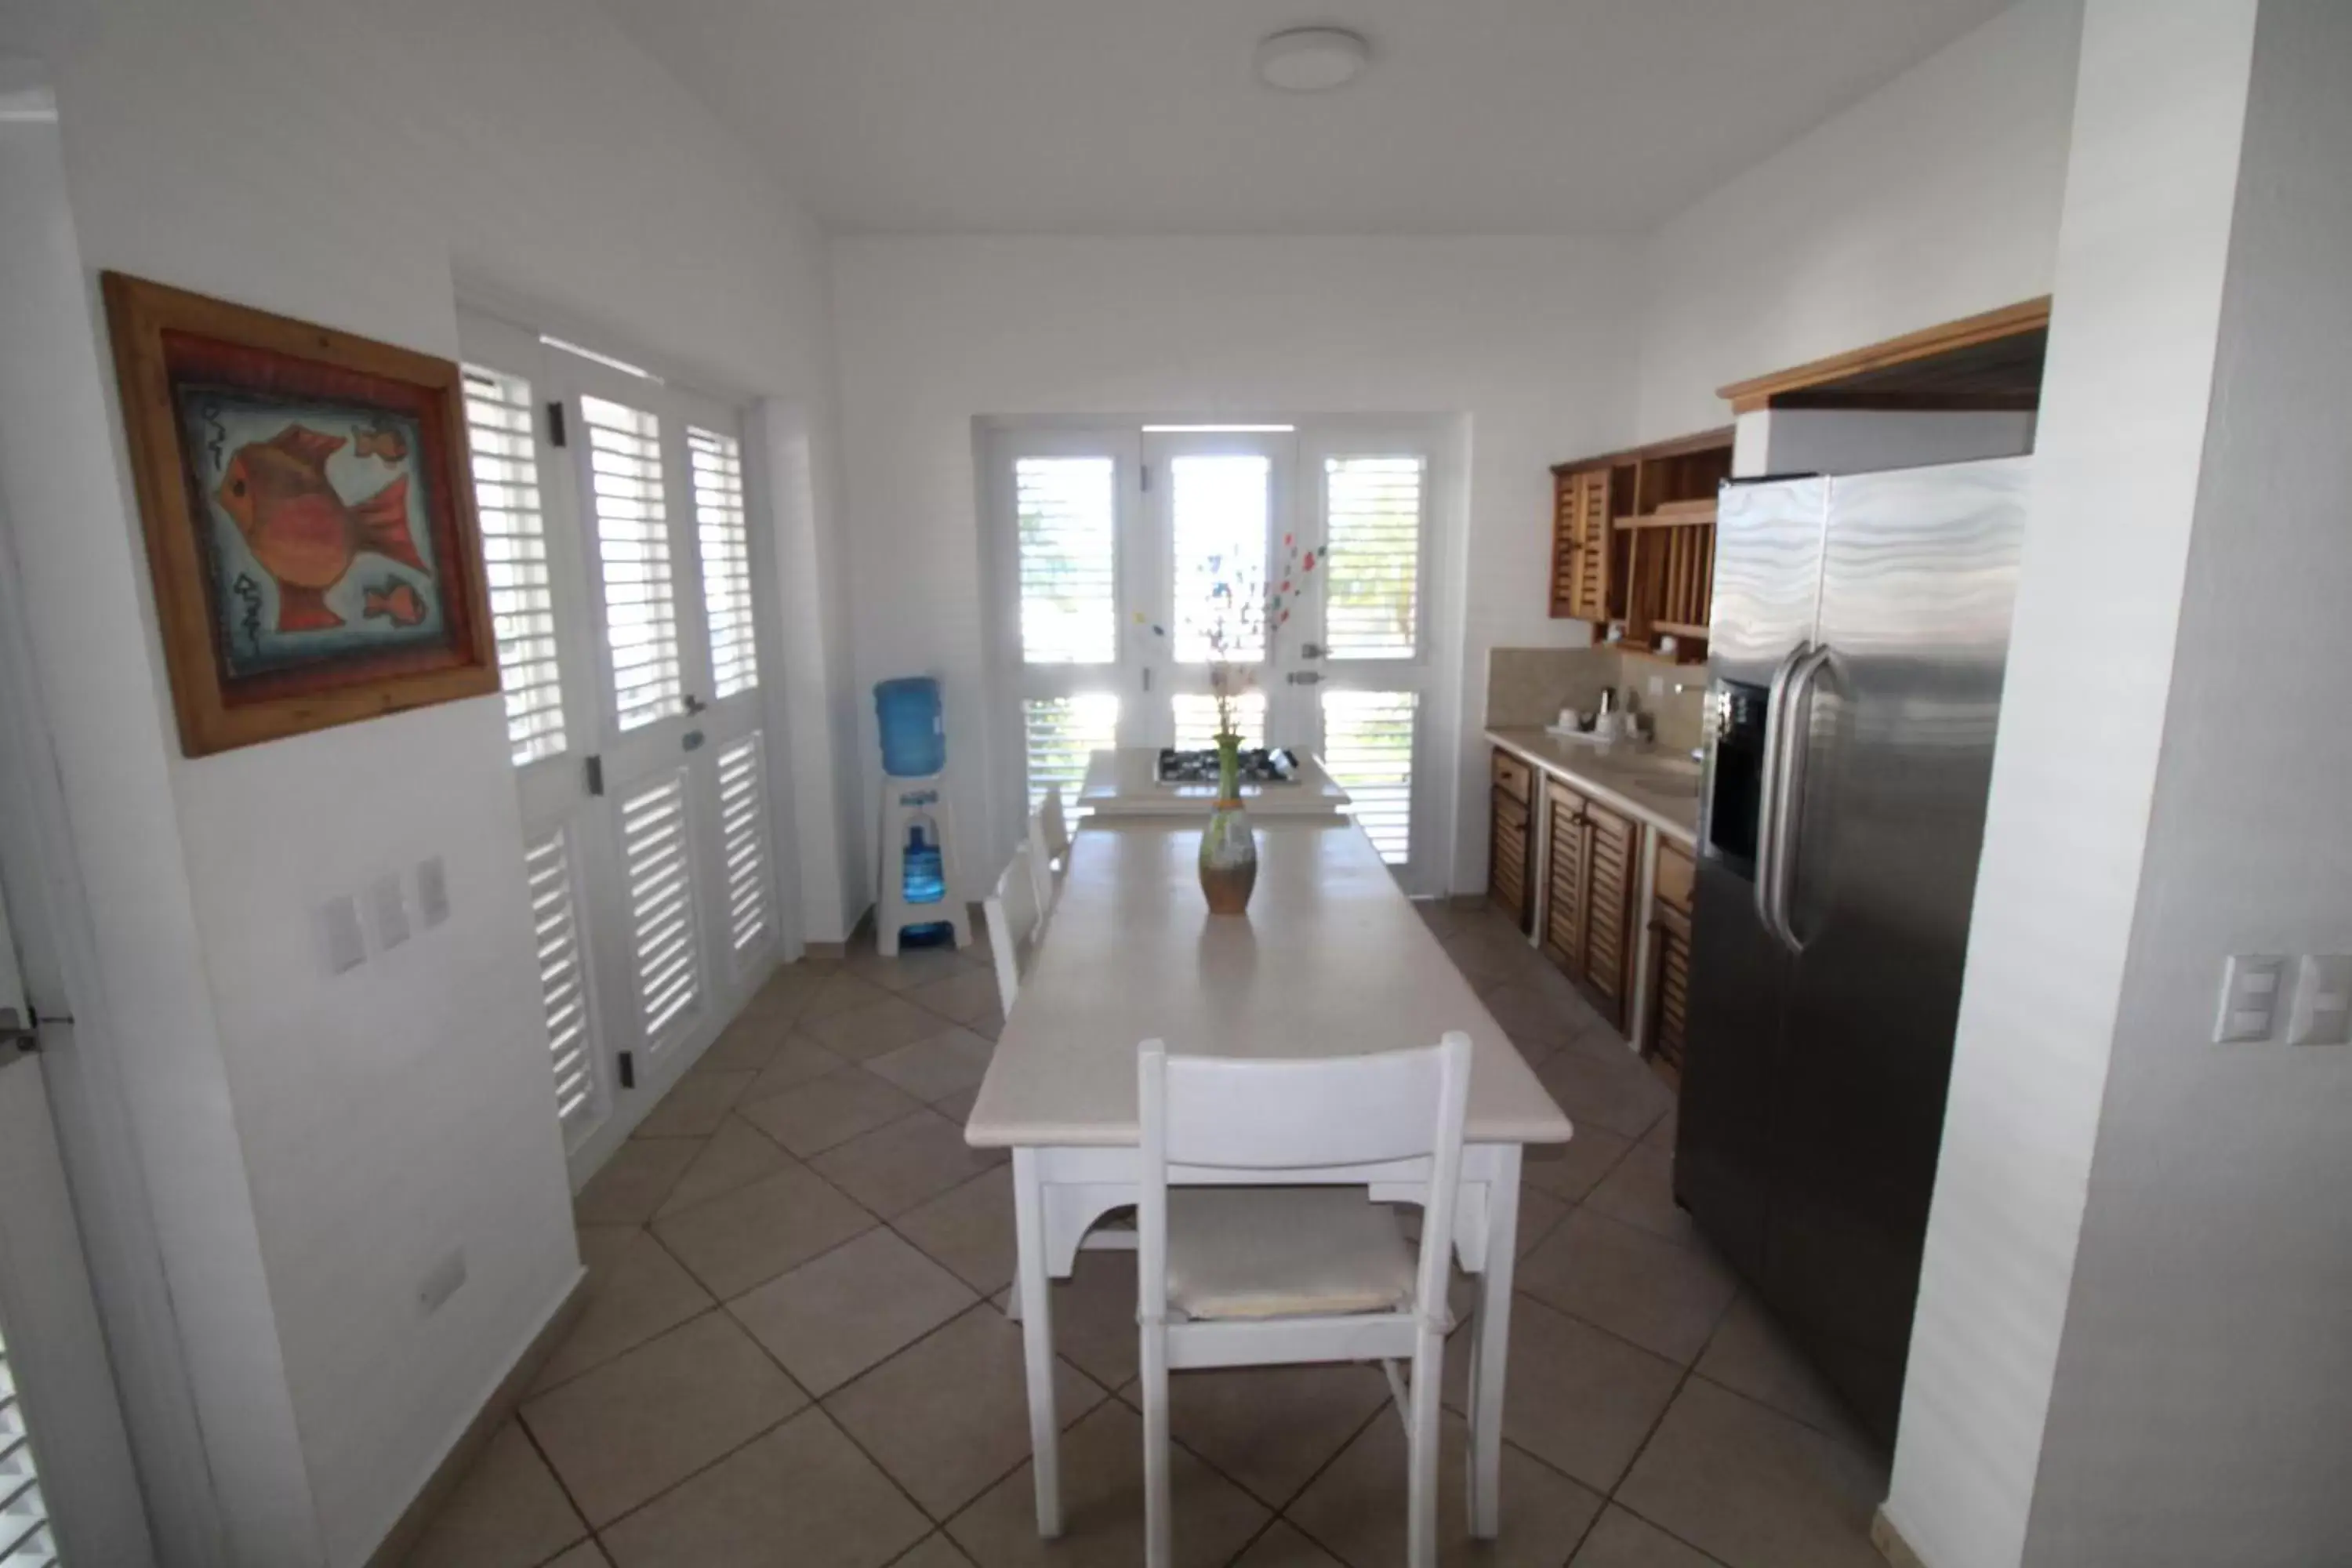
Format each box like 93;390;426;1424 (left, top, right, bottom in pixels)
1675;456;2030;1450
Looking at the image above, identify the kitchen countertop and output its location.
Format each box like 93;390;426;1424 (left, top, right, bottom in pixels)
1486;728;1701;847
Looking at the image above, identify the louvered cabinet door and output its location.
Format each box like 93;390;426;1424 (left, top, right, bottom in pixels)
1567;468;1612;623
1541;778;1589;975
1489;786;1530;932
1650;902;1693;1072
1581;802;1637;1028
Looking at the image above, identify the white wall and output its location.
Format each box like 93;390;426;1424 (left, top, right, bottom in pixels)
1886;3;2263;1566
828;234;1644;897
5;0;853;1559
1633;0;2083;442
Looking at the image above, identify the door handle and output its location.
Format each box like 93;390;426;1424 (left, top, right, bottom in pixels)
1752;644;1808;946
1287;671;1323;686
1767;645;1835;954
1301;642;1326;660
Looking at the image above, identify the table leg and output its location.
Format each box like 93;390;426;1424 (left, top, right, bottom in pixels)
1468;1146;1521;1539
1011;1148;1062;1536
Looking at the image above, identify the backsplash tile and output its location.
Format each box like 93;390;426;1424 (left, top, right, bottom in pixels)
1485;645;1707;755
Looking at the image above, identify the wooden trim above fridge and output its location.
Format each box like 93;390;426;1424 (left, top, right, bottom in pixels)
1715;296;2053;414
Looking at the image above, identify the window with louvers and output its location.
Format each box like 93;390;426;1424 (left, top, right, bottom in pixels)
1023;695;1117;812
618;771;701;1044
583;396;683;731
523;829;597;1142
1172;691;1266;751
0;1319;53;1568
1322;456;1424;659
715;734;772;960
690;426;759;700
1320;690;1417;864
1171;454;1270;664
1016;457;1117;666
462;365;567;765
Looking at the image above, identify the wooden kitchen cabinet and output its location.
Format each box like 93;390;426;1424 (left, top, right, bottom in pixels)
1647;839;1697;1073
1548;428;1732;658
1488;748;1533;932
1549;465;1612;622
1540;775;1637;1029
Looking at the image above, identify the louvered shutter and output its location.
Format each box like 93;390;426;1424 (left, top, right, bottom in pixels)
714;734;772;960
583;395;684;731
1171;455;1270;663
1015;457;1118;664
462;365;568;764
1319;690;1417;864
523;828;597;1141
1322;456;1424;659
690;426;759;699
618;771;701;1044
1023;695;1118;811
0;1321;52;1568
1171;691;1266;751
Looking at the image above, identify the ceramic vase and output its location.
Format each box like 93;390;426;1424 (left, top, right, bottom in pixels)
1199;734;1258;915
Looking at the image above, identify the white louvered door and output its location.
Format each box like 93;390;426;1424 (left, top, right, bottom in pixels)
459;310;781;1174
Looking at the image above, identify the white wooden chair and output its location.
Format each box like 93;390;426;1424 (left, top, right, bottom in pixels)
983;838;1044;1018
1137;1033;1474;1568
1030;785;1071;916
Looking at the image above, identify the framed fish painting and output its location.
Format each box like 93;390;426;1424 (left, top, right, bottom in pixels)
102;272;499;756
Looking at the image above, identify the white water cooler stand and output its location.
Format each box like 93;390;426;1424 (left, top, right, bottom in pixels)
875;772;971;956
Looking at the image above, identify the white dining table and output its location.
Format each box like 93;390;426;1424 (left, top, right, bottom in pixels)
964;816;1574;1541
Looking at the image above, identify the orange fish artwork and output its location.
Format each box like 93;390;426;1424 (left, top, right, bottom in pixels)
214;424;426;633
362;577;427;629
354;423;408;463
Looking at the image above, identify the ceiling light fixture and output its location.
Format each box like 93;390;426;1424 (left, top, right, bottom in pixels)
1253;27;1371;93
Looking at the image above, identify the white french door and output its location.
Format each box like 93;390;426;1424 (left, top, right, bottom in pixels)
459;310;781;1174
995;421;1442;884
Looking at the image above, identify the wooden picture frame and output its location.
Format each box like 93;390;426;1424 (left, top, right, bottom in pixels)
102;271;499;757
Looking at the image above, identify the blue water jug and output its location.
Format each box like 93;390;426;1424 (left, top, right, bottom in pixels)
875;677;946;778
902;821;946;906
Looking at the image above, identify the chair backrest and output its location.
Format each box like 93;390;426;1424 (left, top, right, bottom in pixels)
1037;785;1071;869
1137;1034;1475;1322
1025;805;1056;919
983;839;1042;1017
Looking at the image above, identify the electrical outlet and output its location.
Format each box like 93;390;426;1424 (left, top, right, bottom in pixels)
416;856;450;928
370;873;411;950
417;1248;466;1316
2214;954;2287;1043
2286;954;2352;1046
320;896;366;975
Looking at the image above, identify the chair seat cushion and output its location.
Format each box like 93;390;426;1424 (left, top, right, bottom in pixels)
1165;1187;1418;1321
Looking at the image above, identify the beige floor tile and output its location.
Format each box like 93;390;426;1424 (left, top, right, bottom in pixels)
1154;1363;1388;1508
655;1116;797;1221
1438;1293;1681;1495
652;1165;877;1299
521;1312;808;1528
1481;982;1584;1056
825;1302;1107;1519
1583;1145;1694;1247
891;1167;1016;1294
401;1421;586;1568
964;1011;1004;1042
543;1543;611;1568
1522;1126;1633;1203
1642;1107;1678;1153
1515;1185;1571;1259
848;942;973;993
862;1028;996;1103
806;995;960;1061
933;1084;982;1124
811;1109;1007;1218
574;1138;700;1227
1034;1247;1142;1392
1614;1380;1886;1568
739;961;839;1026
599;1407;931;1568
891;1536;977;1568
1534;1051;1675;1142
739;1038;851;1106
533;1226;714;1393
1567;1507;1725;1568
739;1069;924;1158
905;967;1004;1029
800;970;895;1022
1232;1521;1348;1568
946;1399;1266;1568
1286;1406;1603;1568
1691;1298;1870;1450
695;1012;790;1075
633;1069;757;1138
1439;931;1535;990
1517;1210;1737;1367
728;1227;977;1396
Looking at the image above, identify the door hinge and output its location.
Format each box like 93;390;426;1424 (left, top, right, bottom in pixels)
617;1051;635;1090
1139;462;1151;493
585;754;604;796
546;401;568;448
0;1006;58;1051
1142;667;1152;692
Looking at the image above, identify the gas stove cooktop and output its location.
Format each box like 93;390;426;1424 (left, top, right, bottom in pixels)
1156;747;1301;786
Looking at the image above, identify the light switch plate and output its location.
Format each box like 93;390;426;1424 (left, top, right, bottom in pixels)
2215;953;2287;1043
370;873;411;950
416;856;450;928
2286;954;2352;1046
321;896;366;975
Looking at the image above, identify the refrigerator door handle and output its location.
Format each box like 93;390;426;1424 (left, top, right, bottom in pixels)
1752;643;1809;946
1768;644;1836;953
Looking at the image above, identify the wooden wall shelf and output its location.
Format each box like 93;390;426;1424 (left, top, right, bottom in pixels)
1548;427;1731;659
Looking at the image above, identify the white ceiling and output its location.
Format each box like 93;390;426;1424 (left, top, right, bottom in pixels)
605;0;2011;237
